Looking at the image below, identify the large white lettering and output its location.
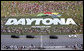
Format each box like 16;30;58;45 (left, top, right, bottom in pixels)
5;18;77;25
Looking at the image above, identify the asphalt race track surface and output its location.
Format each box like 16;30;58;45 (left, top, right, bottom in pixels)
1;34;83;50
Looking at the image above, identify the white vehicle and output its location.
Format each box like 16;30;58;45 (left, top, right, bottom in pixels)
68;35;77;38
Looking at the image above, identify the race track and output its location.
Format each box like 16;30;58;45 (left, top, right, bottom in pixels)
1;34;83;50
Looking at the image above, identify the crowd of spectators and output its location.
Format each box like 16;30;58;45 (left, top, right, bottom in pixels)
1;1;83;34
1;17;83;34
1;1;83;17
1;44;40;50
1;24;83;35
1;43;83;50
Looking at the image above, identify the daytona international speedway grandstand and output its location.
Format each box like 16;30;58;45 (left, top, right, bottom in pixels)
1;1;83;50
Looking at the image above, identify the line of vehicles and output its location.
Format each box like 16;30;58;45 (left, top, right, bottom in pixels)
11;35;78;39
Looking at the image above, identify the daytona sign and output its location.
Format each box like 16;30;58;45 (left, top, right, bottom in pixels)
5;18;76;25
